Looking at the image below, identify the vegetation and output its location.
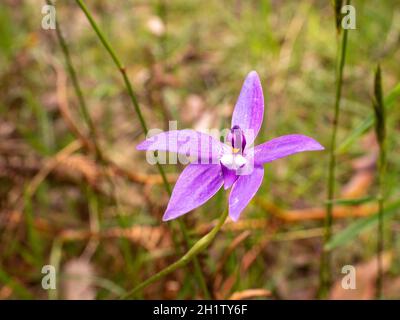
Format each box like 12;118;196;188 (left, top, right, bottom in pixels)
0;0;399;299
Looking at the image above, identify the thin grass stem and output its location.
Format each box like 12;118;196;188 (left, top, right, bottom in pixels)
318;0;350;298
376;153;386;298
373;65;387;299
121;209;228;299
75;0;210;298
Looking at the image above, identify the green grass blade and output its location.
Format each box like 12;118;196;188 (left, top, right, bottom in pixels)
336;82;400;153
0;266;33;299
325;196;376;206
325;199;400;251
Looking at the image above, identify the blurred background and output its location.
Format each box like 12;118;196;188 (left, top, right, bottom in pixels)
0;0;399;299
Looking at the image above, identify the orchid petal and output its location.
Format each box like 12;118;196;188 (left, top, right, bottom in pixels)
221;165;237;190
253;134;324;166
231;71;264;145
229;166;264;221
163;164;223;221
136;130;225;163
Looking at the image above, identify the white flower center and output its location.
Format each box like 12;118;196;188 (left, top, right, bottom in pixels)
220;152;247;170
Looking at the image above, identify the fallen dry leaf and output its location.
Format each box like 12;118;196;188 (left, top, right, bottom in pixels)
62;258;96;300
329;252;392;300
181;94;205;123
146;16;165;36
0;286;13;299
59;225;172;251
255;197;377;222
229;289;271;300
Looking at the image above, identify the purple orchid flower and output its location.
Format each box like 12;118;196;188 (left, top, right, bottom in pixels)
137;71;324;222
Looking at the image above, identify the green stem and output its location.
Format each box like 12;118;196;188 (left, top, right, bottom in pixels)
178;219;210;299
121;209;228;299
47;0;102;159
376;144;386;299
50;0;122;218
75;0;209;298
75;0;148;133
318;3;349;299
373;64;386;299
51;0;207;297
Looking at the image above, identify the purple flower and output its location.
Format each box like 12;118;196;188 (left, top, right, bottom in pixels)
137;71;324;222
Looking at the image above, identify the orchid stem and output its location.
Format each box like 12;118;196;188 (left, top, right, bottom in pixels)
177;219;211;299
75;0;210;298
121;209;228;299
318;1;349;299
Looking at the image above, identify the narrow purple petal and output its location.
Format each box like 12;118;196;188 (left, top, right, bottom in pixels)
163;164;223;221
221;165;238;190
229;166;264;221
253;134;324;166
231;71;264;145
136;130;225;163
